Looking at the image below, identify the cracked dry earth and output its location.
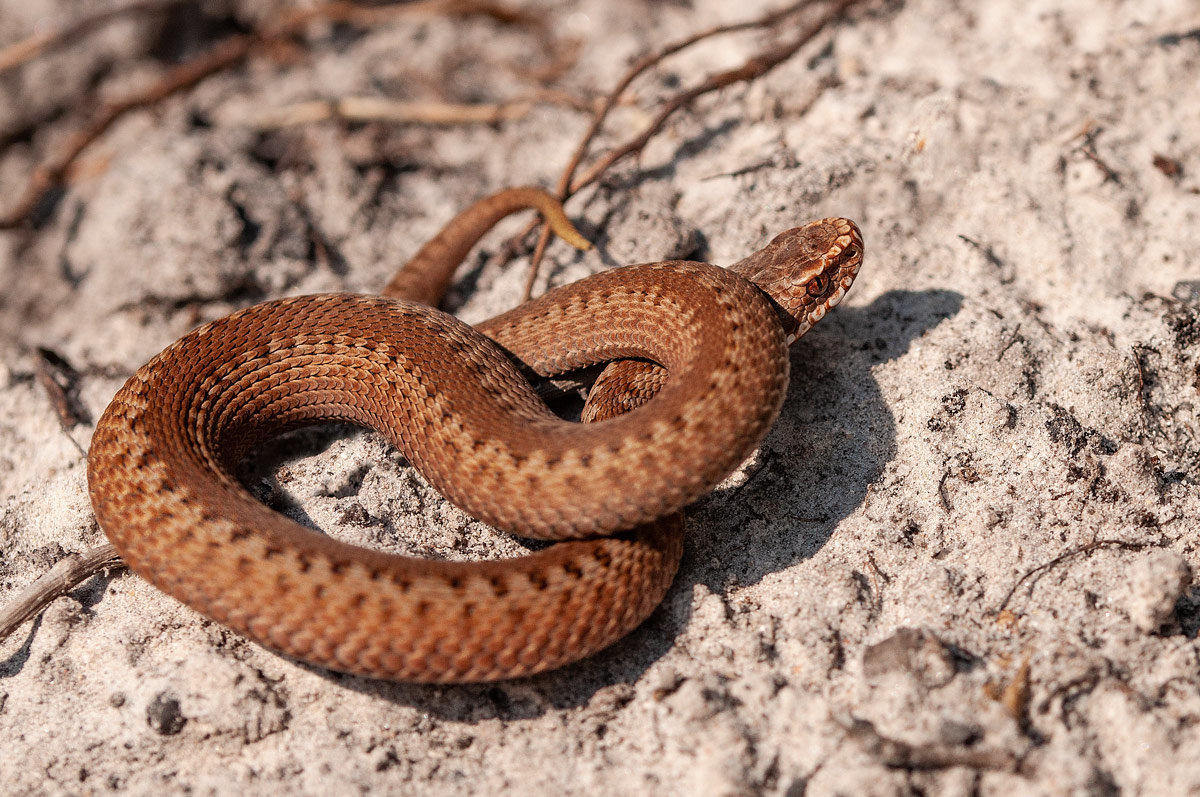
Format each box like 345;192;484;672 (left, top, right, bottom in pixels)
2;0;1200;795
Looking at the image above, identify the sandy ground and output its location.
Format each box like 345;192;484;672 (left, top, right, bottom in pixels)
2;0;1200;794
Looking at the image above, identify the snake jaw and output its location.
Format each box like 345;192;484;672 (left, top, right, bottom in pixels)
730;217;864;344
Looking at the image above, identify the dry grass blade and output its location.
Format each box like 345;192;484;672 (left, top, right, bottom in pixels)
234;97;533;129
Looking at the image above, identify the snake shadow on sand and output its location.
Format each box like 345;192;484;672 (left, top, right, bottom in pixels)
317;287;963;717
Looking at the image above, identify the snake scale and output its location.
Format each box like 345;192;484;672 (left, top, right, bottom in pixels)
87;188;863;683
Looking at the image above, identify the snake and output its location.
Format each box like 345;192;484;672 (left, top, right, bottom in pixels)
87;188;863;683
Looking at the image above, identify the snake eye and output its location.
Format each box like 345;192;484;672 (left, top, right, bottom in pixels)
806;274;830;297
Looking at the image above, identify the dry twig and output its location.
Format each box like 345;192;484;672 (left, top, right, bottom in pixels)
0;544;124;644
996;538;1162;613
0;0;537;229
519;0;863;300
0;33;256;229
0;0;182;76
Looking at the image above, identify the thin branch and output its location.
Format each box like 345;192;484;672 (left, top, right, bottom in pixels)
0;0;182;77
0;0;535;68
996;538;1162;613
0;33;256;229
567;0;859;196
0;543;124;644
555;0;823;199
517;0;862;300
0;0;539;229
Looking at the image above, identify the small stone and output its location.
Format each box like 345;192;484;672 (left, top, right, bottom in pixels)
1105;444;1159;503
1125;551;1192;633
146;693;187;736
862;627;956;688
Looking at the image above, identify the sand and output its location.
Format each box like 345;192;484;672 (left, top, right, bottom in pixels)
2;0;1199;794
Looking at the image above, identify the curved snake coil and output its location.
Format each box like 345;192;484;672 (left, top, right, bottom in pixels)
88;188;863;682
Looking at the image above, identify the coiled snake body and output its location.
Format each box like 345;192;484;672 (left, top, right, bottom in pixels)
88;189;863;683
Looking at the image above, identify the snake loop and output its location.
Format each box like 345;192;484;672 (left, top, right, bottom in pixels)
88;189;863;682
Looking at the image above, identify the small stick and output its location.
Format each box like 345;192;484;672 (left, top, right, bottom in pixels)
556;0;823;199
568;1;858;196
0;34;256;229
518;0;862;300
995;538;1160;613
0;0;182;77
0;543;124;644
0;0;537;229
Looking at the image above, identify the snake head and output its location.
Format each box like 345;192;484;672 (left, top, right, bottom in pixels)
730;217;864;344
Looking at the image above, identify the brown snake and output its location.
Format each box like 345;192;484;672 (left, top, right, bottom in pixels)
87;188;863;683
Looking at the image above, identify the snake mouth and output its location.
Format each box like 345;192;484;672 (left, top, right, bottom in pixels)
787;219;864;342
